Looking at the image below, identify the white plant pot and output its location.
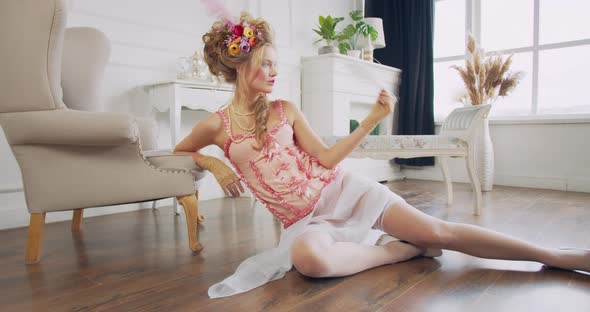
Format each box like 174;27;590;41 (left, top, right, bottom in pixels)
346;50;361;58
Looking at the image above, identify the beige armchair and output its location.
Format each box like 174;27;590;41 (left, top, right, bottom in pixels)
0;0;206;264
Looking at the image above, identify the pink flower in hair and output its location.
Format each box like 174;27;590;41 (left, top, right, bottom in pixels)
239;41;251;53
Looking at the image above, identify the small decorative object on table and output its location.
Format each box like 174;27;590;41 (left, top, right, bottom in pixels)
176;56;192;80
451;34;523;191
177;50;214;82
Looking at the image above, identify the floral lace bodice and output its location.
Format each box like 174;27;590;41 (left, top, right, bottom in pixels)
217;100;340;228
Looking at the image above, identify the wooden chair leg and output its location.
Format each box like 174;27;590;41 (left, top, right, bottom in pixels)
177;193;204;252
71;209;83;232
195;191;205;223
25;213;46;264
438;156;453;205
465;152;483;215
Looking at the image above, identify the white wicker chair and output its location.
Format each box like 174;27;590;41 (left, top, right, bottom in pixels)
324;104;491;215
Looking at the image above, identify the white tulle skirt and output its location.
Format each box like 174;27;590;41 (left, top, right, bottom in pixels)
208;168;406;298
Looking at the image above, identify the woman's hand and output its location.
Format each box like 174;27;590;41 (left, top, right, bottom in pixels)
360;89;396;131
199;156;244;197
172;113;244;197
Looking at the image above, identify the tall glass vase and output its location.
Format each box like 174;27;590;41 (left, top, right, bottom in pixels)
474;117;494;191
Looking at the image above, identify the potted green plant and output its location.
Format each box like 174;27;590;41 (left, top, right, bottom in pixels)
312;15;345;54
337;10;378;58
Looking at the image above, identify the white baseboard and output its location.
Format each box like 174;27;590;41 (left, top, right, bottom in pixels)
493;173;568;191
0;183;23;194
0;190;145;230
568;177;590;193
0;174;230;230
485;173;590;193
403;167;590;193
0;191;235;231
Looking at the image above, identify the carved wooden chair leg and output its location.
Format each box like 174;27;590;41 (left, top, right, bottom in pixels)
71;209;83;232
177;194;203;252
194;191;205;223
25;213;46;264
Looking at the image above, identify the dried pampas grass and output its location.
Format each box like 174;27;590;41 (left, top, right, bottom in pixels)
451;34;523;105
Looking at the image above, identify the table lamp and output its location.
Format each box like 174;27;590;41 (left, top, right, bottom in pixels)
362;17;386;62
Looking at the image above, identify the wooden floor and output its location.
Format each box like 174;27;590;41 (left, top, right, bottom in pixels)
1;180;590;312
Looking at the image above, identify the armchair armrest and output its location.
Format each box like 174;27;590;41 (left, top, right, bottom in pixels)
0;109;138;146
135;117;158;150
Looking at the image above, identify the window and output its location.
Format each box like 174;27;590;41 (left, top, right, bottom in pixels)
538;45;590;114
481;0;533;51
433;60;464;118
434;0;590;120
433;0;467;120
434;0;465;58
539;0;590;44
491;52;533;116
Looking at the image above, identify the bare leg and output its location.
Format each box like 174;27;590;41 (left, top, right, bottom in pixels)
291;231;427;278
381;201;590;272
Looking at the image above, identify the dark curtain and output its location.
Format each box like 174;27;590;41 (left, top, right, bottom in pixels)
365;0;435;166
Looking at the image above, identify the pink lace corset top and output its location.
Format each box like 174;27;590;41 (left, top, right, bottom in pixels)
216;100;340;228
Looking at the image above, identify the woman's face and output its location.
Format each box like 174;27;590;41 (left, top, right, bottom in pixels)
246;46;277;95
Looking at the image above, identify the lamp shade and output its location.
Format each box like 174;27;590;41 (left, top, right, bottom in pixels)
363;17;385;49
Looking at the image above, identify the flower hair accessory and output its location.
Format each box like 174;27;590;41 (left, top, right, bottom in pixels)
199;0;265;56
222;20;262;56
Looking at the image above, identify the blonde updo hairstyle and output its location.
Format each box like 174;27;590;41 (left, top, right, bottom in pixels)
202;12;275;149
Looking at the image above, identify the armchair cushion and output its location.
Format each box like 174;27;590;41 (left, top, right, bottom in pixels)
0;109;138;146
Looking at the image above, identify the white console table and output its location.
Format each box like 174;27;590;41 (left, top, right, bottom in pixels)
301;53;404;182
144;80;234;146
144;80;234;213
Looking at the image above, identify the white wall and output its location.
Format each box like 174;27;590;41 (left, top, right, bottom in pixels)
5;0;586;230
0;0;359;229
403;120;590;193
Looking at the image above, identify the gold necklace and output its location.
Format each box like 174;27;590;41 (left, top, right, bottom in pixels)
229;104;256;116
229;104;256;132
226;110;255;143
229;101;256;116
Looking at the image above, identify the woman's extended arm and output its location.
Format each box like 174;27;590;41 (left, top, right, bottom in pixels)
287;89;395;170
173;114;244;197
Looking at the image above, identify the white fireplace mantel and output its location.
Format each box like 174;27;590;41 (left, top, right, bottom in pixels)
301;53;404;182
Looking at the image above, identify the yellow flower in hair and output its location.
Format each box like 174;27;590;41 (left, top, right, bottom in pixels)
228;42;240;56
243;27;254;38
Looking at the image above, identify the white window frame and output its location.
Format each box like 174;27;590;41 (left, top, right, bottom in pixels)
434;0;590;124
